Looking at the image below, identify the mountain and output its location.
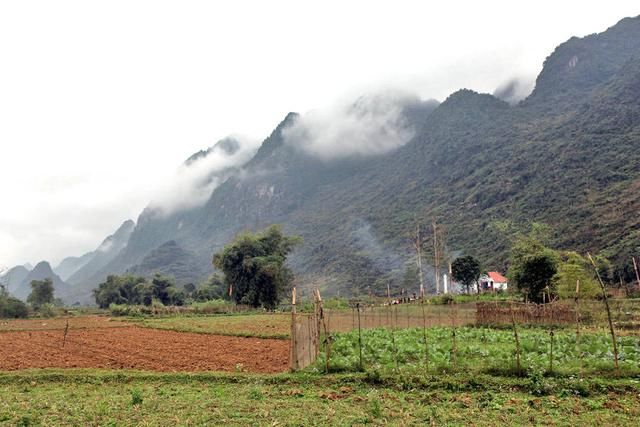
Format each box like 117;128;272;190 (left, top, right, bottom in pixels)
0;265;30;295
54;252;94;281
54;15;640;299
55;220;135;303
127;240;206;286
13;261;70;301
81;136;260;286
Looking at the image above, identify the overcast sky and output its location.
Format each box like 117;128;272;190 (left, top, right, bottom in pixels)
1;1;638;268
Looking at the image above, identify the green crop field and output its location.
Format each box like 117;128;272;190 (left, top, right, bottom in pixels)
317;326;640;376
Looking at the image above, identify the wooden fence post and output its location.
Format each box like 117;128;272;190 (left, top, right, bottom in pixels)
62;319;69;348
290;287;298;371
317;289;332;374
421;296;429;370
356;303;363;371
549;329;555;374
387;286;398;370
575;280;582;374
510;303;522;375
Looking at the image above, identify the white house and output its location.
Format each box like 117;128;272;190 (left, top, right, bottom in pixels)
479;271;508;291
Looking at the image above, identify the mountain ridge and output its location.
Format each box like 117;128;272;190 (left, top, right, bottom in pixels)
24;15;640;302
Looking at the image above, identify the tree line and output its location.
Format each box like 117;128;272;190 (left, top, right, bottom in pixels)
94;225;301;310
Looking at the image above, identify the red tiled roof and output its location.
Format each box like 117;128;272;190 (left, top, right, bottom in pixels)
488;271;508;283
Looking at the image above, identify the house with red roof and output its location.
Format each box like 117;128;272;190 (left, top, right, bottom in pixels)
479;271;508;291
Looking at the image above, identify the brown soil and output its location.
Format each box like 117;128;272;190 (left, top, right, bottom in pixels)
0;326;289;373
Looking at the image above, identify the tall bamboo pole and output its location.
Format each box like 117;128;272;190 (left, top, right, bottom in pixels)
509;303;522;375
290;287;298;371
575;280;582;375
317;289;332;373
433;221;440;294
387;285;398;370
414;223;425;297
421;297;429;370
587;253;619;372
356;303;363;371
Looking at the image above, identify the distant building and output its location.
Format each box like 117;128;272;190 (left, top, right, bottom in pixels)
479;271;508;291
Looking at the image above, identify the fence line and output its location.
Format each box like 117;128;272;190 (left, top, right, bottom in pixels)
289;295;640;372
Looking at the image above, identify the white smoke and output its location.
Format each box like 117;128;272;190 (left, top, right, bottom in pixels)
493;76;535;105
148;135;259;215
282;90;424;159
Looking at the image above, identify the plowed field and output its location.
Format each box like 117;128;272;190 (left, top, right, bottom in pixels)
0;326;289;373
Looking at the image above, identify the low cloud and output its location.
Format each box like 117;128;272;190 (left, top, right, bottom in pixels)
148;136;259;215
493;76;535;104
282;90;427;159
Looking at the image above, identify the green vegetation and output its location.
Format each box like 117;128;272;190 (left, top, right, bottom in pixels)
191;274;229;302
0;370;638;426
26;278;54;309
0;285;28;318
93;274;186;308
451;255;481;294
555;252;601;298
508;235;560;302
318;326;640;376
213;225;302;309
133;313;291;339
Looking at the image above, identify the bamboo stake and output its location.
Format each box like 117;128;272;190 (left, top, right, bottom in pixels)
387;283;391;329
421;297;429;370
450;300;457;368
587;253;619;372
356;303;363;371
387;285;398;370
414;223;425;297
290;287;298;371
62;319;69;348
509;303;522;375
575;280;582;375
406;302;410;329
549;329;555;374
433;221;440;294
317;290;331;374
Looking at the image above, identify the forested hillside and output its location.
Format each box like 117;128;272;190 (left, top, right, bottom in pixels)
55;16;640;301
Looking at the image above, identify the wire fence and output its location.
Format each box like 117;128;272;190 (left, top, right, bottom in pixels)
289;292;640;374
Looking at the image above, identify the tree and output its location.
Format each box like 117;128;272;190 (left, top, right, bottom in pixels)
213;225;302;309
93;275;148;308
451;255;482;294
27;278;54;309
183;283;196;296
508;236;559;303
0;285;29;318
193;274;227;302
554;252;600;299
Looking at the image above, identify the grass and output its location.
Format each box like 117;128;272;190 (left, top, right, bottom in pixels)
318;326;640;376
0;369;639;426
131;313;292;339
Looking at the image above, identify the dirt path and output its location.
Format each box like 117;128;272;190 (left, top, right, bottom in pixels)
0;326;289;373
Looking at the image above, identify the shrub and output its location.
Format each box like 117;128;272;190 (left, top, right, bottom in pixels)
0;295;29;318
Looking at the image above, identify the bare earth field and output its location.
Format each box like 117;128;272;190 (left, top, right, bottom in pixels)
0;324;288;373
